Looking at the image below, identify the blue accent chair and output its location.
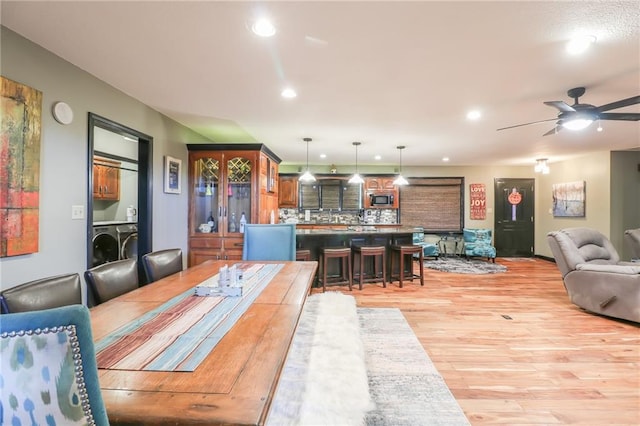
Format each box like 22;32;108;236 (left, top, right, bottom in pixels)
462;228;497;262
242;223;296;261
412;227;440;259
0;305;109;425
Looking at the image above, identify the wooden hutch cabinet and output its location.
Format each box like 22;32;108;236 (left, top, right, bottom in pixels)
93;157;120;200
278;174;299;208
187;144;281;266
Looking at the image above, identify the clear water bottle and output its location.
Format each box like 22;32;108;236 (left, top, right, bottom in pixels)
229;212;237;232
239;212;247;233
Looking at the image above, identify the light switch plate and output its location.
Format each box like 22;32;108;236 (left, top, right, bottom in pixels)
71;205;84;219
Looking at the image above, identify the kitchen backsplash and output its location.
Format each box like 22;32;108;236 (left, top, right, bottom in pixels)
279;208;399;225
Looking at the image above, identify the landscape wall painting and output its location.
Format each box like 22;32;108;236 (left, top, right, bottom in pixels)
552;181;585;217
1;76;42;257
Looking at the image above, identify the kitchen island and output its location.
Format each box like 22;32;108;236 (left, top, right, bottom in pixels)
295;225;419;286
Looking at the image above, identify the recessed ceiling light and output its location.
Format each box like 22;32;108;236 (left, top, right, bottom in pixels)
252;18;276;37
466;110;481;120
281;87;297;98
374;155;382;160
320;153;327;159
442;157;450;162
566;34;596;55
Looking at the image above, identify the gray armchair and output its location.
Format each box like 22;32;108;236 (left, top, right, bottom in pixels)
547;227;640;323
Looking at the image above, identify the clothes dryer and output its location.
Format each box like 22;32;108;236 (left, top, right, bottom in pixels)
92;225;119;267
117;224;138;261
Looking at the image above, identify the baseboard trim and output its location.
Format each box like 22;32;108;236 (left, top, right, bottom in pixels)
535;254;555;263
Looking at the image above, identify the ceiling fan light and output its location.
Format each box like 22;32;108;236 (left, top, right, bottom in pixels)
562;118;593;131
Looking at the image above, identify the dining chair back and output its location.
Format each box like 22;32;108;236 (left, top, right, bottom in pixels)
242;223;296;261
141;248;183;283
84;258;139;305
0;305;109;425
0;273;82;314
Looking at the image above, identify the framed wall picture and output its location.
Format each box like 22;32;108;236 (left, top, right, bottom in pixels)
552;180;585;217
164;155;182;194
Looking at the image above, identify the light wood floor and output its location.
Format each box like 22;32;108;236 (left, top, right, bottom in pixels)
312;257;640;425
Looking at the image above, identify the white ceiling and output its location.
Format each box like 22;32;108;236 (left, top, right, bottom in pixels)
2;1;639;168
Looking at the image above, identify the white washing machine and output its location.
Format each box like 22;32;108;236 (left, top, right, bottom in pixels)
92;225;119;267
117;224;138;261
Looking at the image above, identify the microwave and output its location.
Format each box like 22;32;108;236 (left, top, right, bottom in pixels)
369;193;394;206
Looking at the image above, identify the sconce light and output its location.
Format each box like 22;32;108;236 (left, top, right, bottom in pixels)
534;158;550;174
299;137;316;182
393;145;409;186
348;141;364;184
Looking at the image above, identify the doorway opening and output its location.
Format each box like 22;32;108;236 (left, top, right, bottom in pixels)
87;113;153;282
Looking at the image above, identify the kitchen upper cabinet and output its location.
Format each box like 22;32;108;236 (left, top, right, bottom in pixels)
364;177;396;191
278;175;298;208
187;144;281;266
93;157;120;201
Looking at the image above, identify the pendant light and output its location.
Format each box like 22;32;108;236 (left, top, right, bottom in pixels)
393;145;409;185
299;137;316;182
534;158;550;174
348;141;364;184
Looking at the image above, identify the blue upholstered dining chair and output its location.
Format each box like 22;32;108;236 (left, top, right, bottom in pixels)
0;305;109;426
242;223;296;261
462;228;497;262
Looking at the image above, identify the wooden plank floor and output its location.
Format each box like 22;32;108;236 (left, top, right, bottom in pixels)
312;258;640;425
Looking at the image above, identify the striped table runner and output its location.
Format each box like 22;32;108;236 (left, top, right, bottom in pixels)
95;263;283;372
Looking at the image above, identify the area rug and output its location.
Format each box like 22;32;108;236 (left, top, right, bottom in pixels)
424;256;507;274
267;293;470;426
361;307;470;426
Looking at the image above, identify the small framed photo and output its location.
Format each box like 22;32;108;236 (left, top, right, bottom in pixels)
164;155;182;194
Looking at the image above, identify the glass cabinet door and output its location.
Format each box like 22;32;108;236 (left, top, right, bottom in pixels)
226;156;252;233
193;157;220;234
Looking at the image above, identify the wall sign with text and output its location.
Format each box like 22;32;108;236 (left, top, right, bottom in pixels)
469;183;486;220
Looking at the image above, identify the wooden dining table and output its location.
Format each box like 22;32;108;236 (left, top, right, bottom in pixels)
89;259;318;425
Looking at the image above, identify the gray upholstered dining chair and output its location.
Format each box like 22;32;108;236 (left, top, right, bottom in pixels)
0;273;82;314
242;223;296;261
141;248;183;283
0;304;109;425
84;258;139;305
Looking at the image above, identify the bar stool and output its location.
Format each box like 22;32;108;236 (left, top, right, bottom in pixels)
318;247;352;292
390;244;424;288
296;249;311;261
352;245;386;289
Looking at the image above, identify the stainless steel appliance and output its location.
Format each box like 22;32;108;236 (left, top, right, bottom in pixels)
91;223;138;267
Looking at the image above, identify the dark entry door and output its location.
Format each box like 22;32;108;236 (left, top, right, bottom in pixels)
494;178;535;257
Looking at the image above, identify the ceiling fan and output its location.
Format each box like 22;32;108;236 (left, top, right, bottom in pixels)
497;87;640;136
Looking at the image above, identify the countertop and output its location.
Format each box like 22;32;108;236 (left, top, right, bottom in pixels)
296;226;417;235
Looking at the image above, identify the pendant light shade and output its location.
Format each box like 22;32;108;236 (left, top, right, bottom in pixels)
348;141;364;184
393;145;409;186
299;137;316;182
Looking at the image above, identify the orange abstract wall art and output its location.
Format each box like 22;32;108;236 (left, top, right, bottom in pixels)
1;76;42;257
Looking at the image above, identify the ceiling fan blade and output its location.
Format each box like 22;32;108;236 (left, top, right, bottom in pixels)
544;101;575;112
597;95;640;112
542;126;562;136
496;117;558;131
598;112;640;121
